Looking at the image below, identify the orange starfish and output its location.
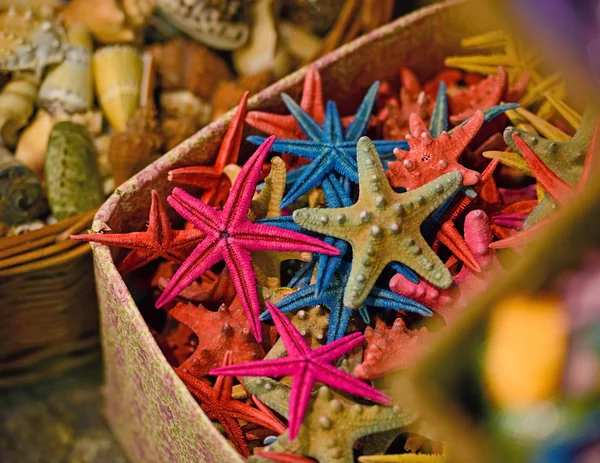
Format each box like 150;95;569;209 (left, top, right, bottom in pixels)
168;92;249;207
70;190;205;274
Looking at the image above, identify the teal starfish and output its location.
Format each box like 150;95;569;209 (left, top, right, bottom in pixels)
293;137;462;309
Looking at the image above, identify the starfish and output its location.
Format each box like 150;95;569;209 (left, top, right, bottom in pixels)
293;136;463;309
176;351;285;458
210;302;392;440
158;267;237;306
156;137;340;341
262;264;432;342
248;82;403;208
254;450;316;462
168;300;266;377
353;318;433;380
386;110;483;190
70;190;205;274
503;107;597;228
244;378;415;463
448;67;509;124
391;210;502;324
358;450;447;462
167;91;248;207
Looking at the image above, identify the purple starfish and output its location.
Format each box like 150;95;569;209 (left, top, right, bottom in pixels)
156;137;340;342
210;302;392;440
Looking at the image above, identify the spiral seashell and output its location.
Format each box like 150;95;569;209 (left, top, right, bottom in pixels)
39;23;94;114
93;45;143;132
62;0;135;44
0;73;39;147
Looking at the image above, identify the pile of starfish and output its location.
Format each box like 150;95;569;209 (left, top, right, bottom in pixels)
72;33;597;462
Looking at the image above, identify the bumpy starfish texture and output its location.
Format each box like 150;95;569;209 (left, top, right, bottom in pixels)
353;318;433;380
71;190;205;274
248;82;403;207
293;136;463;309
176;351;285;458
387;111;484;190
168;300;265;378
210;302;392;440
263;264;432;342
245;378;415;463
156;137;339;341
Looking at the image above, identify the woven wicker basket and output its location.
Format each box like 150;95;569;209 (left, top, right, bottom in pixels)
0;209;100;387
89;1;498;462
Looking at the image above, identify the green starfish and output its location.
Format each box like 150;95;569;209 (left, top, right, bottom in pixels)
292;137;462;309
504;107;598;227
245;378;417;463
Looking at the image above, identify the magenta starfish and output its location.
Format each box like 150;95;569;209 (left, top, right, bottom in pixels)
156;137;340;342
209;302;392;440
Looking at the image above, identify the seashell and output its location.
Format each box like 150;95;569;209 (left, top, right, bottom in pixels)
211;71;274;120
121;0;157;28
233;0;291;79
39;23;94;114
160;90;211;149
148;37;233;99
0;73;39;147
93;45;143;132
5;219;45;237
157;0;250;50
0;146;46;225
45;121;104;220
62;0;135;44
278;21;323;63
0;7;68;77
283;0;344;35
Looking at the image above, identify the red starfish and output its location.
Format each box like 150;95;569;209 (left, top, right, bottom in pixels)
70;190;205;274
353;318;432;380
210;302;392;440
156;137;340;341
167;91;248;208
491;128;597;249
392;209;502;324
168;299;266;377
387;110;483;191
158;267;236;306
176;351;286;458
490;200;538;239
423;68;464;99
254;450;317;463
448;67;508;124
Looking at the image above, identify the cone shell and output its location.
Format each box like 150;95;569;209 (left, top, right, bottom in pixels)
39;23;94;114
15;109;54;174
0;73;39;147
93;45;143;132
62;0;135;44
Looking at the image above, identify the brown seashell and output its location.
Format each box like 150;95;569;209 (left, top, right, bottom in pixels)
283;0;344;35
0;73;39;147
211;71;274;120
148;37;233;100
62;0;135;44
120;0;157;28
93;45;143;132
278;21;323;62
160;90;211;149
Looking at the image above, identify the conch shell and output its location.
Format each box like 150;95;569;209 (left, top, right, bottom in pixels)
62;0;135;43
93;45;142;132
39;23;94;114
0;73;39;147
148;37;233;99
160;90;211;150
157;0;250;50
0;7;68;77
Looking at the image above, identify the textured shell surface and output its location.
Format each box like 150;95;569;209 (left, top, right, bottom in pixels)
44;121;104;220
120;0;158;27
0;73;39;147
0;7;68;77
158;0;251;50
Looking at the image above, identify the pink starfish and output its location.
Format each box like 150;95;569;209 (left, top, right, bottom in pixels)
209;302;392;440
391;210;502;324
156;137;340;342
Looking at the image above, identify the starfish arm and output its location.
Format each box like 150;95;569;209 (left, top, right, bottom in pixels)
327;304;353;342
389;262;420;284
315;238;348;297
244;377;291;418
489;217;551;249
292;206;354;242
302;66;326;121
448;110;486;159
169;228;207;252
314;331;364;363
176;369;213;402
262;286;319;320
323;101;345;145
310;362;392;404
280;155;333;208
245;111;299;139
70;231;150;249
366;287;433;316
281;93;324;140
288;260;317;288
225;400;285;433
216;91;248;171
156;236;222;308
223;136;276;229
210;357;299;378
355;137;395;200
258;216;307;233
222;244;263;342
401;171;463;224
234;223;340;255
322;175;354;208
287;369;315;439
371;140;410;155
429;81;449;137
168;187;220;231
148;190;173;243
117;249;161;275
267;302;312;357
401;234;453;289
344;81;380;141
344;245;390;309
219;416;250;458
330;151;360;183
249;136;325;161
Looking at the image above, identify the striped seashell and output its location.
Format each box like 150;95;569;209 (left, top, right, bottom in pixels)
93;45;143;132
0;73;39;147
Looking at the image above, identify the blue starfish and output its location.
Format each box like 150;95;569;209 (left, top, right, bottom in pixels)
261;264;432;342
248;81;404;208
